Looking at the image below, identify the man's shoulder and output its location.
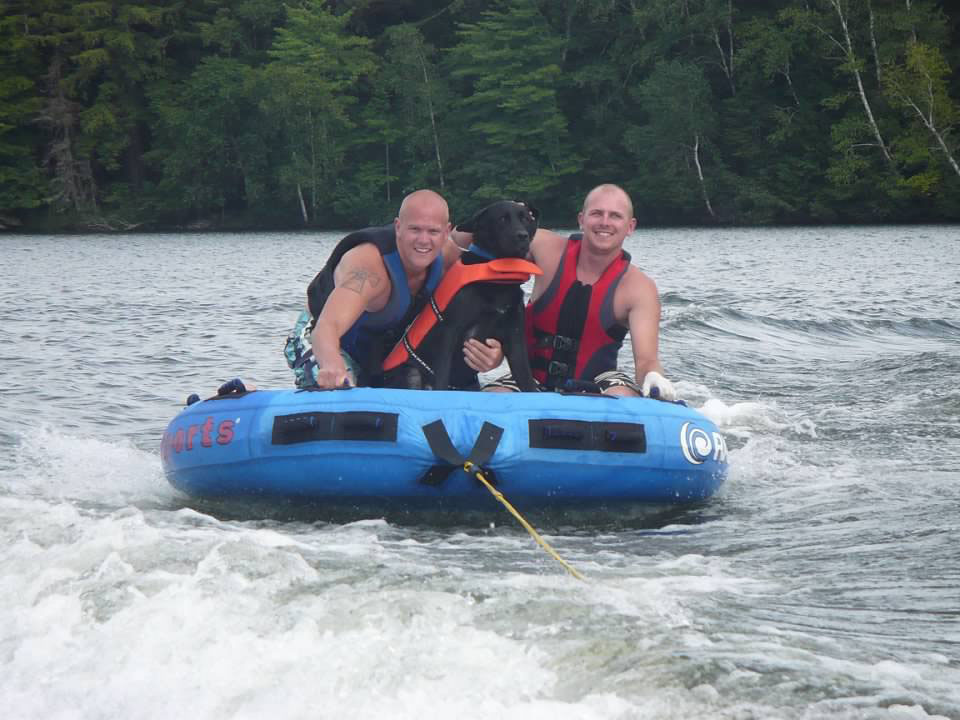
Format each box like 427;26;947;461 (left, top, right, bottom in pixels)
531;228;568;262
338;224;396;260
619;263;658;296
533;228;569;244
340;240;389;268
342;224;395;245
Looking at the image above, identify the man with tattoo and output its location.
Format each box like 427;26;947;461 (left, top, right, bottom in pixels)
284;189;502;389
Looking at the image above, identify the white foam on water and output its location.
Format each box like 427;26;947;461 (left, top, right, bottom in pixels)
0;487;789;720
4;423;174;506
697;396;796;435
1;480;955;719
0;511;604;720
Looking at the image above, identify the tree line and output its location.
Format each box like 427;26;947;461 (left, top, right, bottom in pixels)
1;0;958;231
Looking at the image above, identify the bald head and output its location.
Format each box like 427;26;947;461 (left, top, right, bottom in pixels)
583;184;634;220
394;189;451;273
398;189;449;225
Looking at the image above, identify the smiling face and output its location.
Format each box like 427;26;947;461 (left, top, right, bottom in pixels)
394;190;451;273
577;185;637;254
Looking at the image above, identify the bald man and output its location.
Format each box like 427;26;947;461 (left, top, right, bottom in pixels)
454;184;677;399
285;190;500;389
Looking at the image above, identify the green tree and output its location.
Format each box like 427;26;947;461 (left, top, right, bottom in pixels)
626;60;719;221
144;0;288;224
379;24;450;194
789;1;895;170
884;40;960;186
193;0;284;59
23;0;167;221
727;7;834;222
0;5;47;217
148;55;275;223
554;1;653;197
263;1;375;225
16;1;96;214
446;0;581;214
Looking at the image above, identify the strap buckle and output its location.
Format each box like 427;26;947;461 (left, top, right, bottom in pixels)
547;360;570;378
537;334;578;353
552;335;578;352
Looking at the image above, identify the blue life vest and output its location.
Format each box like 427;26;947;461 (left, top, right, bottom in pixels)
306;225;444;381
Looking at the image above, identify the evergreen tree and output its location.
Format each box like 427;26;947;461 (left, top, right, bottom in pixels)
726;6;832;222
146;0;285;225
263;0;376;225
16;0;167;221
446;0;581;216
16;1;98;215
148;55;273;223
0;4;46;218
554;1;650;199
379;24;450;195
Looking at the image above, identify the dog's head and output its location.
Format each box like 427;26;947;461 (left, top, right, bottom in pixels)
456;201;539;259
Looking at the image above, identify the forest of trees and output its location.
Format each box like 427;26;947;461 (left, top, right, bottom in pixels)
1;0;958;231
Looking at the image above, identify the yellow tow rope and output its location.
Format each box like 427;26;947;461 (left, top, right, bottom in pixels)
464;461;585;581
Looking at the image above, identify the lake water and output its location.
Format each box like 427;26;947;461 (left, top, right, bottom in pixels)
1;226;958;719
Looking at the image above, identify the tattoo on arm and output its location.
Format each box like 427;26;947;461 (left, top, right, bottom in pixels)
342;269;382;295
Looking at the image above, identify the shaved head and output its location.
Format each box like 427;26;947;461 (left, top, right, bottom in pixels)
583;184;634;219
393;189;451;274
398;189;449;224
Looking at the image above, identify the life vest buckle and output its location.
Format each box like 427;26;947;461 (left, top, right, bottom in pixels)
547;360;570;378
537;335;580;352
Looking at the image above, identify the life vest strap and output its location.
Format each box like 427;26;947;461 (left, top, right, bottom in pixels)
534;333;579;353
420;419;503;486
382;258;542;372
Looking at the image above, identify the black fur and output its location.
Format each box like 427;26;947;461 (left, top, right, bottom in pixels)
386;200;540;391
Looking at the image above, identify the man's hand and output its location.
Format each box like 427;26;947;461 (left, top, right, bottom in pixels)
463;338;503;373
641;371;677;402
313;363;353;389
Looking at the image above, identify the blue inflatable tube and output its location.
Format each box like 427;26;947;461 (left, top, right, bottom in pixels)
160;387;728;512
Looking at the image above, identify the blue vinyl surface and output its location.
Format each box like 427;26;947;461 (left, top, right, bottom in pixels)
161;387;728;511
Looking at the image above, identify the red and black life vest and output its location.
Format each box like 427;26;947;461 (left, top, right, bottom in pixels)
526;234;630;388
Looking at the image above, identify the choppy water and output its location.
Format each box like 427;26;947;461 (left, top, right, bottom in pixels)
1;226;958;719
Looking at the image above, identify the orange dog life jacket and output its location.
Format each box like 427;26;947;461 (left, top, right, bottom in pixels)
382;258;542;373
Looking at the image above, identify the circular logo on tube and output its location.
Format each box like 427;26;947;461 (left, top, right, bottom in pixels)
680;422;713;465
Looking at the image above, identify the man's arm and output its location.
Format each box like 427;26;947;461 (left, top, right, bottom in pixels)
624;272;664;379
623;271;677;401
528;227;565;265
449;226;563;266
310;244;388;388
443;230;470;269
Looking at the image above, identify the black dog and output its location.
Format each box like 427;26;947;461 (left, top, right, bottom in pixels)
383;200;541;391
